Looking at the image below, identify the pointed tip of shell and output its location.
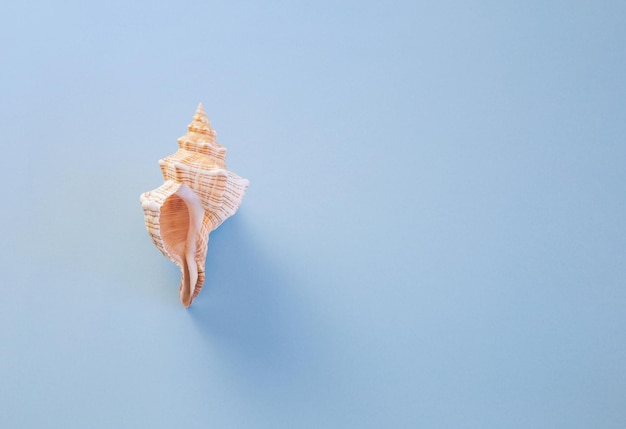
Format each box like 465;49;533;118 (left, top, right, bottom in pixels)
188;102;215;138
195;102;205;116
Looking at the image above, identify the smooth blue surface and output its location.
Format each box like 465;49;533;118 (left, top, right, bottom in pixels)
2;1;626;427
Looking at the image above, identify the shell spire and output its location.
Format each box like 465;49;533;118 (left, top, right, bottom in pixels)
188;102;216;139
140;103;249;308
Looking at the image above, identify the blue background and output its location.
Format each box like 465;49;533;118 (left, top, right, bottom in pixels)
1;1;625;427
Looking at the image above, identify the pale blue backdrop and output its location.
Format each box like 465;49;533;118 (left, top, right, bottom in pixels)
1;1;625;427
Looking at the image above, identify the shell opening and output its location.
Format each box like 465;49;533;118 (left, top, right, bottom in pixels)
159;185;205;307
160;193;189;264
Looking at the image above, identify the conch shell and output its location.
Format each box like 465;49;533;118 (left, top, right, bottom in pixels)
140;103;249;307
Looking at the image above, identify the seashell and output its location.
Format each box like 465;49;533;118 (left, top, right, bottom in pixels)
140;103;249;307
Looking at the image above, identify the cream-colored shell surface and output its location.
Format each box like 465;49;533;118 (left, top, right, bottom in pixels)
140;104;249;307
